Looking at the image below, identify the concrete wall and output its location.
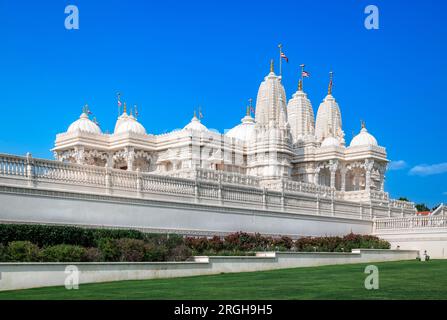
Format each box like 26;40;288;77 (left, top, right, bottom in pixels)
0;187;372;238
378;232;447;259
0;249;418;292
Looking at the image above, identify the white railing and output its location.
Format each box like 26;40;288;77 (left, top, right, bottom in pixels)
263;179;336;198
342;190;392;202
388;199;416;211
374;215;447;232
168;168;261;187
0;153;416;220
431;203;447;216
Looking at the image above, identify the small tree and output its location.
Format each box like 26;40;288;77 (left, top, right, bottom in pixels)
415;203;430;212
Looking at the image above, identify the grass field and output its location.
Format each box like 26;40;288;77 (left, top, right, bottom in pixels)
1;260;446;300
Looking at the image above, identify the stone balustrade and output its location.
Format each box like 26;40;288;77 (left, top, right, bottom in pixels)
374;215;447;232
0;153;416;220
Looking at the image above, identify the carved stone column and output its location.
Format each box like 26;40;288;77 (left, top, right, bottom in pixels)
262;187;267;209
105;166;112;195
136;168;142;197
126;147;134;171
329;160;338;190
365;159;374;192
26;152;34;187
280;178;285;211
106;153;114;168
340;166;347;192
379;163;386;191
75;147;85;165
218;172;223;205
314;167;320;185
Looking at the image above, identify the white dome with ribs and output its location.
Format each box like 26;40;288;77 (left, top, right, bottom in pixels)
67;113;101;134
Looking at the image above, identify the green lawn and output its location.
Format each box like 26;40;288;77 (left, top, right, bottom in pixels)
1;260;446;300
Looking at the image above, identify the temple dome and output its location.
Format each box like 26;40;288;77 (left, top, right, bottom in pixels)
315;94;344;145
67;113;101;134
350;125;378;147
321;136;340;147
254;60;288;130
114;113;146;135
287;81;315;143
226;113;255;141
184;114;208;132
315;73;345;145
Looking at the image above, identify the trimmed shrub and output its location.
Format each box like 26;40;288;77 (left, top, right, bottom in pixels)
208;236;224;252
197;249;256;256
0;224;146;248
97;238;120;262
164;234;186;249
167;244;192;261
224;232;258;251
144;243;169;262
273;236;294;250
0;244;7;261
91;229;144;246
6;241;40;262
40;244;87;262
185;237;212;252
185;232;391;255
83;247;103;262
115;238;146;262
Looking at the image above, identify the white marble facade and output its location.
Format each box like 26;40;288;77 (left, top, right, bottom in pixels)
53;61;389;201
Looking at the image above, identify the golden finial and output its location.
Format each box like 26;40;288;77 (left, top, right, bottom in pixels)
328;71;334;95
361;120;366;129
298;79;303;91
123;102;127;114
270;59;274;73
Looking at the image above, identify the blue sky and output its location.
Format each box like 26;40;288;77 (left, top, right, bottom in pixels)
0;0;446;207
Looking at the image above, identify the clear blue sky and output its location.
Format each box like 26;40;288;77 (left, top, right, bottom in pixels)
0;0;446;207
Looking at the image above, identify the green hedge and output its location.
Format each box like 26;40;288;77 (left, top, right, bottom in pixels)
4;241;41;262
0;224;390;262
40;244;87;262
0;224;145;247
185;232;390;253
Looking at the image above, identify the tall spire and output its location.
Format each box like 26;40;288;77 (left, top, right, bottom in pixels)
328;71;334;95
361;120;366;129
298;79;303;91
123;102;127;114
270;59;274;73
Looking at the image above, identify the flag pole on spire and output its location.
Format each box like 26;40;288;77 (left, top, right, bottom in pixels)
278;44;282;76
117;92;122;116
299;64;310;91
328;71;334;95
300;64;305;90
247;98;255;117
